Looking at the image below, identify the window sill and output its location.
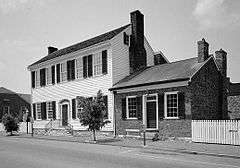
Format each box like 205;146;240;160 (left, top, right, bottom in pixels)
126;118;138;120
164;117;180;120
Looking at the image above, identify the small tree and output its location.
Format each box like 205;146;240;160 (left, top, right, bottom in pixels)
2;113;19;135
77;90;110;141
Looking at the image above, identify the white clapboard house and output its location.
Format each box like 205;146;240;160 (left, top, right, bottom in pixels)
27;10;167;132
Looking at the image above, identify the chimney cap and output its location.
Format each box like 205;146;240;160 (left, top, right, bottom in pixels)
130;10;143;15
47;46;58;54
197;38;209;45
215;48;227;54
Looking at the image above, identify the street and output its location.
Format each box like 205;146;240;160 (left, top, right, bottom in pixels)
0;137;239;168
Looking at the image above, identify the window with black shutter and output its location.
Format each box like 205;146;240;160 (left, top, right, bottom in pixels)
31;71;35;88
83;55;93;78
67;60;72;81
56;64;60;83
178;92;185;119
41;102;47;120
83;56;88;78
123;32;129;45
103;96;108;119
40;68;46;87
51;65;55;84
52;101;56;120
72;99;76;119
102;50;107;74
136;96;142;120
87;55;92;77
71;60;75;80
158;93;164;119
33;103;36;120
122;98;126;120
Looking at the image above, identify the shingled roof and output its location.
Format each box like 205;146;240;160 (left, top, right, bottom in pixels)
110;57;209;90
29;24;130;67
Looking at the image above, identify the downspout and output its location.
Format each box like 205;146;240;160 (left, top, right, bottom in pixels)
113;91;117;137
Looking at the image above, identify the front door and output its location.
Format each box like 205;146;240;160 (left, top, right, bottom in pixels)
146;95;157;129
62;104;68;126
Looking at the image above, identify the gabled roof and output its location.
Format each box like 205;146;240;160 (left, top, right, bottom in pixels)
0;87;15;94
0;87;31;103
110;57;208;90
29;24;130;68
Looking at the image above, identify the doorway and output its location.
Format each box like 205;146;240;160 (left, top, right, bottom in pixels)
62;104;68;126
145;95;158;129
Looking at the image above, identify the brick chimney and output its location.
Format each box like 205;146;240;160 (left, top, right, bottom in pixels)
197;38;209;63
215;49;227;77
129;10;147;73
48;46;58;54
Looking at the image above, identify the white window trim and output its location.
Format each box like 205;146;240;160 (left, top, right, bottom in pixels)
46;101;53;120
93;52;102;76
35;70;40;88
75;57;83;80
36;103;42;120
60;62;67;82
143;93;158;130
164;91;179;119
126;95;138;119
46;67;52;86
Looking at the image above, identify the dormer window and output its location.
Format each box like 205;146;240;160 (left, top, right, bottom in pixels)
123;32;130;46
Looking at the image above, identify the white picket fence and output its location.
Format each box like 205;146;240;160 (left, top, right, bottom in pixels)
0;122;32;133
192;120;240;145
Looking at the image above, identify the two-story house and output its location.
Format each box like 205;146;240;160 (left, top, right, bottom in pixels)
28;10;229;137
27;10;165;133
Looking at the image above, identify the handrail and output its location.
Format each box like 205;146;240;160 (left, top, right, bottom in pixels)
45;119;53;131
66;123;74;136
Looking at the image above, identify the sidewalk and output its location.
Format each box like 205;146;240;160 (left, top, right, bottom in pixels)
2;132;239;159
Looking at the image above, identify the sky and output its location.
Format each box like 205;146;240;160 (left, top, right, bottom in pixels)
0;0;239;94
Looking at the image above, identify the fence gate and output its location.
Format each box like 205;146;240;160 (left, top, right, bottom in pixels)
192;120;240;145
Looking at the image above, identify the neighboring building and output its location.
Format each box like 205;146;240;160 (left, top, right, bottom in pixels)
28;10;228;137
228;83;240;119
0;87;31;122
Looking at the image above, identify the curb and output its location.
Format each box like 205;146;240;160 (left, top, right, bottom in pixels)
6;135;240;159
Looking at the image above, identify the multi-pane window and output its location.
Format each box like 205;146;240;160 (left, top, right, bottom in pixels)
46;67;52;85
47;102;53;119
36;103;41;120
76;58;83;79
165;92;178;118
93;52;102;76
35;70;40;87
127;97;137;119
60;62;67;82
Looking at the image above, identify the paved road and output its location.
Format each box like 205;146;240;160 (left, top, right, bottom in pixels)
0;137;239;168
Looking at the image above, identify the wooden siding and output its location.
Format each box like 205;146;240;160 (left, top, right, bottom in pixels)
111;26;155;85
111;26;131;85
32;46;114;131
144;37;155;66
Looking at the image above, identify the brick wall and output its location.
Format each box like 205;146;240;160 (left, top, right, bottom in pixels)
228;95;240;119
114;86;192;137
190;59;222;120
0;93;31;122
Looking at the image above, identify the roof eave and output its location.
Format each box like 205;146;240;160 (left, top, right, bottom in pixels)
109;77;190;91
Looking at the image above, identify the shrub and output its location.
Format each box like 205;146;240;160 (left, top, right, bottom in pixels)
2;113;19;135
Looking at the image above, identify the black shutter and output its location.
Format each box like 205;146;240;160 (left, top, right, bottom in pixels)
83;56;87;78
71;60;75;80
31;71;35;88
33;104;36;120
103;96;108;119
122;98;126;120
41;102;47;120
136;96;142;120
40;68;46;87
72;99;76;119
88;55;92;77
158;93;164;119
67;60;71;81
123;32;129;45
51;65;55;84
56;64;60;83
102;50;108;74
52;101;56;120
178;92;185;119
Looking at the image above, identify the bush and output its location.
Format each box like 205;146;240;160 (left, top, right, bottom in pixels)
2;113;19;135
